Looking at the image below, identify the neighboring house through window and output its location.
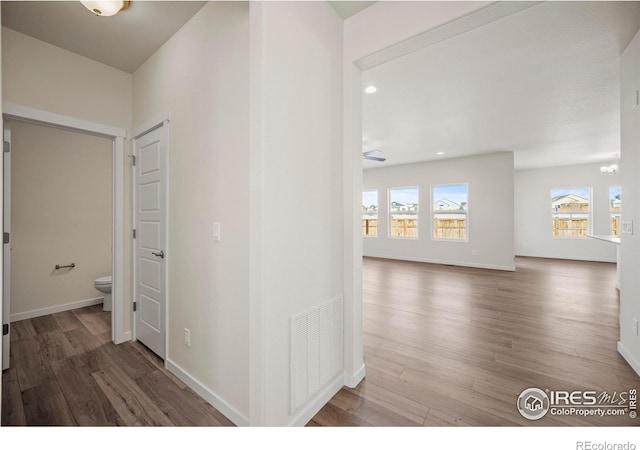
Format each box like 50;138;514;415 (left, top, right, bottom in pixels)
432;184;468;240
389;187;418;238
551;188;591;237
362;190;378;237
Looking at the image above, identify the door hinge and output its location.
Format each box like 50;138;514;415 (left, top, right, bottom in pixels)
133;302;137;312
3;141;9;153
2;324;8;336
130;154;136;166
3;232;9;244
132;228;137;239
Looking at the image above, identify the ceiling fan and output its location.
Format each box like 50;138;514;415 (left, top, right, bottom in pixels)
362;149;386;162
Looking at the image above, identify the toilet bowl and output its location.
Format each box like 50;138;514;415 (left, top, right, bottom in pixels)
94;275;112;311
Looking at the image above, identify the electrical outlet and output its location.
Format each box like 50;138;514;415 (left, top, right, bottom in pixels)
622;221;633;235
471;249;477;256
184;328;191;347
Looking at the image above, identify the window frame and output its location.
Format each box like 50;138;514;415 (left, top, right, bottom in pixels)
431;183;469;242
388;186;419;240
550;187;592;239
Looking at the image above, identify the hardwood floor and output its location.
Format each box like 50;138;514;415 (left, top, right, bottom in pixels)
3;257;638;427
310;256;640;426
1;304;233;426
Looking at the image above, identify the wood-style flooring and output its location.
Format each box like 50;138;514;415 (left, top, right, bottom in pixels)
1;304;233;426
310;256;640;426
3;257;638;427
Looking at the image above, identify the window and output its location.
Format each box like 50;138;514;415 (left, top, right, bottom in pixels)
610;186;621;237
551;188;591;237
362;190;378;237
432;184;468;240
389;187;418;238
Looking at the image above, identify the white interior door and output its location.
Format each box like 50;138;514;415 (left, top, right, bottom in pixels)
3;122;11;370
134;124;167;359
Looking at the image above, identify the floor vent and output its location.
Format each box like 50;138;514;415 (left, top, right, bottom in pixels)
291;295;343;414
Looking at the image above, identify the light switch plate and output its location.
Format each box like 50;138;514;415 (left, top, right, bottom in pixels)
213;222;221;241
622;220;633;235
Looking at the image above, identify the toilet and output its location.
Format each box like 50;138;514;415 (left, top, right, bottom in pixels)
94;276;112;311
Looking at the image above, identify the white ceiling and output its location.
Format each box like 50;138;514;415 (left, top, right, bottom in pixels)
362;1;640;170
328;1;376;20
3;1;638;171
0;1;374;73
1;1;207;73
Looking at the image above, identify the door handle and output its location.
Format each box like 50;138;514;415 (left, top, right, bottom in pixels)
152;250;165;259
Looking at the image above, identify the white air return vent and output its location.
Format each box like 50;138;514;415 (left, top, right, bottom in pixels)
291;296;343;414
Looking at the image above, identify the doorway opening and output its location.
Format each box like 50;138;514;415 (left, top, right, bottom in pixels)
2;103;128;372
8;121;113;321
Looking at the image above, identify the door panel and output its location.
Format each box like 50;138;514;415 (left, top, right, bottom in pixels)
140;294;161;330
140;222;161;249
134;124;166;359
140;182;161;211
140;258;161;290
139;142;160;175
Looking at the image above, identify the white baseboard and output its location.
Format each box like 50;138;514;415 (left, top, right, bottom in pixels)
515;252;617;264
10;296;104;322
166;358;249;426
618;341;640;378
116;331;132;344
288;372;345;427
364;253;516;272
344;363;366;388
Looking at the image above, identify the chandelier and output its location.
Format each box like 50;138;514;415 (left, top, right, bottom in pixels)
600;156;619;175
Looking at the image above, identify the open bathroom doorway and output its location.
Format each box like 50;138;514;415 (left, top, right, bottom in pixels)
2;104;127;370
10;120;112;318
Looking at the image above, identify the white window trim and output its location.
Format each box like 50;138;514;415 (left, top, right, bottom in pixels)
388;186;419;240
431;182;469;243
550;187;592;239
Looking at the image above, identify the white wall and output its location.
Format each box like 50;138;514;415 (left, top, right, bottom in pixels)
1;27;134;331
619;29;640;375
515;163;620;262
133;2;250;424
10;121;112;318
363;152;515;271
250;1;343;426
2;28;132;129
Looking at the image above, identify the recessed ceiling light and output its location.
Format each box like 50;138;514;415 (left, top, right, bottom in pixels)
364;85;378;94
436;152;445;156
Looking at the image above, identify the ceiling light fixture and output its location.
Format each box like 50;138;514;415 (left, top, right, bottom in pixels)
600;155;620;175
436;152;444;156
364;85;378;94
80;0;130;17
